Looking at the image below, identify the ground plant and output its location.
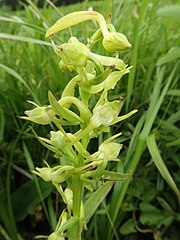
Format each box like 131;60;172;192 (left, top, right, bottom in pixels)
0;1;179;240
21;10;136;239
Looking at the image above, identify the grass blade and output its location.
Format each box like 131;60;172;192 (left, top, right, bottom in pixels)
126;0;150;111
147;133;180;203
0;33;51;46
107;62;179;239
157;5;180;19
0;63;39;103
0;16;46;33
157;47;180;66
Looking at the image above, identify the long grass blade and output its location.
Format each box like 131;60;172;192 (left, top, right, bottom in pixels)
126;0;150;111
0;16;46;33
0;33;51;46
147;133;180;203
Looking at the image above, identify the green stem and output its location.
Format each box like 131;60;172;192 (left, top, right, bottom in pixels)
69;160;83;240
77;67;90;106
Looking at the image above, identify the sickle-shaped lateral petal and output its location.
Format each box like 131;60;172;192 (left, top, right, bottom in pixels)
45;11;108;37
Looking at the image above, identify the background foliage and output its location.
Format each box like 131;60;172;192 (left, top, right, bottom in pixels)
0;0;179;239
1;0;84;10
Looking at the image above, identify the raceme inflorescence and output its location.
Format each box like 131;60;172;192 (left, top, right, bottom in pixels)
22;11;137;240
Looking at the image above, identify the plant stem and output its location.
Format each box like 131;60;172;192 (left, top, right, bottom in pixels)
69;157;84;240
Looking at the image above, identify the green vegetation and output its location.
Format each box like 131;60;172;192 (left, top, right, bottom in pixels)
0;0;179;239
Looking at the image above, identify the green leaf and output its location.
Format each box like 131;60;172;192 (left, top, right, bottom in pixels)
166;138;180;147
157;197;175;215
120;219;136;235
167;110;180;124
147;133;180;202
0;192;17;239
140;202;173;228
84;181;114;223
12;179;53;222
48;91;84;124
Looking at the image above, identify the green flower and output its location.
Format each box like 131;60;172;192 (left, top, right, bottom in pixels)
21;102;55;125
98;142;123;160
34;165;74;184
91;102;118;126
52;37;90;67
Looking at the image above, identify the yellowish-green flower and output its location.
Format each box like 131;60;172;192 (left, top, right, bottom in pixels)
20;102;55;125
34;165;74;184
58;42;90;67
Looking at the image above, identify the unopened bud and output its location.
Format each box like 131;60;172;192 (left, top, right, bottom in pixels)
64;187;73;209
103;32;132;52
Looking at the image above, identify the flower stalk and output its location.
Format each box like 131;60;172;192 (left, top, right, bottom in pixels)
22;10;136;239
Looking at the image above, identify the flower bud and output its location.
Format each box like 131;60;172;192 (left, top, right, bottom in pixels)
103;32;132;52
64;187;73;210
23;106;54;125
